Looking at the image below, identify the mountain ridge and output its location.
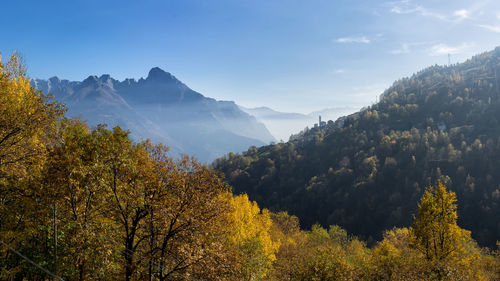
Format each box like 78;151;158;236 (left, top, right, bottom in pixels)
32;67;275;162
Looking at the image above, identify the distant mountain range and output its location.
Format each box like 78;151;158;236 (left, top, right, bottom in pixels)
239;106;357;141
32;67;275;162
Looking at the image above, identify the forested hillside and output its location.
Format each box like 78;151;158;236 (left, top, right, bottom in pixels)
214;47;500;247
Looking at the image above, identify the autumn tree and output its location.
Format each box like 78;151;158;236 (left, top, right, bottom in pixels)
290;225;369;281
369;228;428;281
143;145;235;281
0;53;64;279
268;211;306;281
88;126;153;281
409;182;493;280
0;52;63;170
410;182;469;262
43;119;119;280
223;194;280;280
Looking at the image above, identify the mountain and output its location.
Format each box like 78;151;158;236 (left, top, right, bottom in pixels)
32;68;275;162
214;47;500;247
240;106;308;120
239;106;357;141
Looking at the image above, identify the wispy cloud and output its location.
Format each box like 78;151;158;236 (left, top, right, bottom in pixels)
336;36;370;44
478;24;500;33
389;41;432;55
386;0;471;22
388;0;445;20
390;43;410;54
335;69;346;74
428;43;474;56
453;9;470;20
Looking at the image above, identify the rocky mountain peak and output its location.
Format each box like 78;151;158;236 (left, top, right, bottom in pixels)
146;67;177;83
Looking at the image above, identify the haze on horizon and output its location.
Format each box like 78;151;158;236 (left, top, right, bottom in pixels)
1;0;500;114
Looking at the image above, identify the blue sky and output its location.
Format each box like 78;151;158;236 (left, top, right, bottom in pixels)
1;0;500;113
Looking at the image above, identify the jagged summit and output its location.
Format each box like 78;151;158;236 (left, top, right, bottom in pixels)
100;74;112;81
146;67;177;83
81;75;99;86
48;76;61;83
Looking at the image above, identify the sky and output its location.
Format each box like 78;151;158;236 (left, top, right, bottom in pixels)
1;0;500;113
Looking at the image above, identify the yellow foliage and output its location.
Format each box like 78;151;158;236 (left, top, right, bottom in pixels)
0;53;63;174
223;193;280;280
408;182;496;280
410;182;470;262
369;228;428;280
0;53;64;278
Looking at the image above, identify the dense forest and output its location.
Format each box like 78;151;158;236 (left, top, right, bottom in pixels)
1;53;499;280
214;47;500;248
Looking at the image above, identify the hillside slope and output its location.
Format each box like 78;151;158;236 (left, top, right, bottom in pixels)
214;47;500;247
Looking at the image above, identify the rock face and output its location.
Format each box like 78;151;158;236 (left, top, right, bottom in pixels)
32;68;275;162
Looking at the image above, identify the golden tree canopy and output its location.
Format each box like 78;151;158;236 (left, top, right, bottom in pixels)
410;181;471;262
